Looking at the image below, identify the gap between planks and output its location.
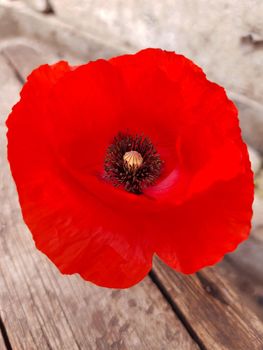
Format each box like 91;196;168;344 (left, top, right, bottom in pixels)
0;316;13;350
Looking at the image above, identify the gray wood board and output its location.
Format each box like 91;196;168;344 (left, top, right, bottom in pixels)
153;257;263;350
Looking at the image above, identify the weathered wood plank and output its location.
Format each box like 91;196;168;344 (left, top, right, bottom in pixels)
1;1;125;63
218;257;263;322
219;226;263;322
0;47;198;349
2;43;56;81
152;257;263;350
229;91;263;153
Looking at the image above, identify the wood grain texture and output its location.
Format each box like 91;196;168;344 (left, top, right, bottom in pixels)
0;47;198;349
153;257;263;350
218;257;263;322
0;1;125;64
2;44;57;82
219;228;263;322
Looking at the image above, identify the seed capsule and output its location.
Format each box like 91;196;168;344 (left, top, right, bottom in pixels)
123;151;143;172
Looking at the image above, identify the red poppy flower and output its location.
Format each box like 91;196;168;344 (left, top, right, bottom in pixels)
7;48;253;288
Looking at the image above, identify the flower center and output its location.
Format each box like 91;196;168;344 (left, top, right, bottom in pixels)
104;132;163;194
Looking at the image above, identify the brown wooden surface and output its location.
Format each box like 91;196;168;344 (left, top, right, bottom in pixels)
153;258;263;350
0;42;263;350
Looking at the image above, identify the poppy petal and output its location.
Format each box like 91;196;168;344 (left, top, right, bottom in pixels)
7;49;254;288
7;59;153;288
154;171;253;273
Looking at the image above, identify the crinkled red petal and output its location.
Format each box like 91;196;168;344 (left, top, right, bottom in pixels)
7;49;254;288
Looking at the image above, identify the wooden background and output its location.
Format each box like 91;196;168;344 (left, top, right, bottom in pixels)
0;2;263;349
